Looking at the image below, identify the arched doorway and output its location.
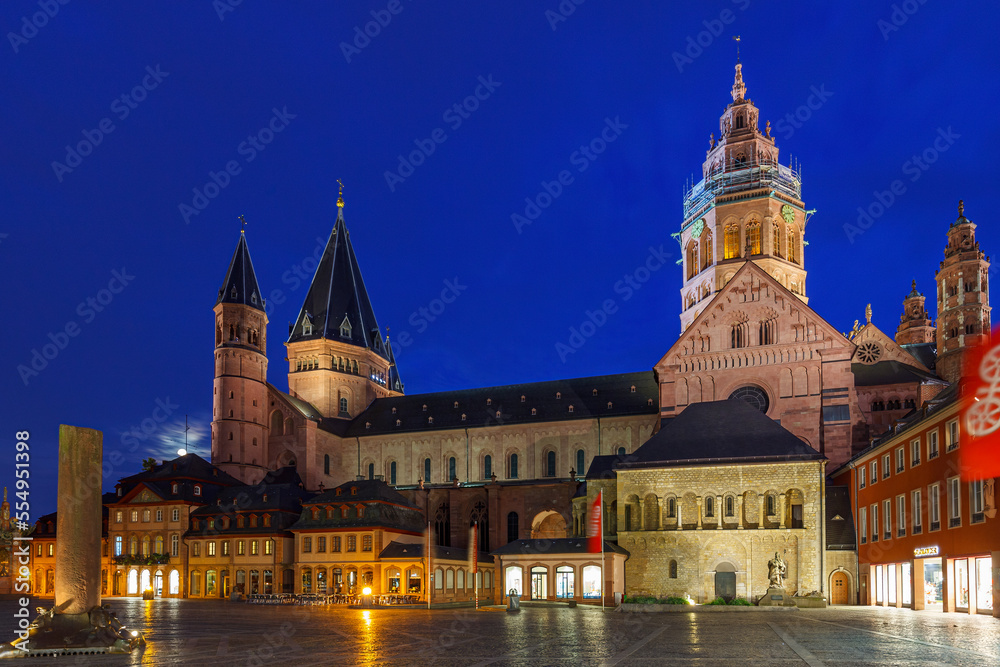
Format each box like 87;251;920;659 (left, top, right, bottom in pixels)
831;571;850;605
714;562;736;601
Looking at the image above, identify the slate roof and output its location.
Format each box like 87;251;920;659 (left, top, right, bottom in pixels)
216;232;264;310
825;486;856;550
491;538;629;557
584;454;621;481
286;207;389;361
851;360;942;387
379;540;495;564
386;336;404;394
625;399;824;467
899;342;937;372
345;371;658;437
187;479;309;538
112;453;243;505
291;478;425;533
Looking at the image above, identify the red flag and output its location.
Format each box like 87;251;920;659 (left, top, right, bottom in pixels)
588;490;603;553
962;335;1000;480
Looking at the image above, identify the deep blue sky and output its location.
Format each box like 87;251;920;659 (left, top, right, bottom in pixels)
2;1;998;517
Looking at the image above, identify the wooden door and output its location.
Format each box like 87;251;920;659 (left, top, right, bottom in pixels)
831;572;849;605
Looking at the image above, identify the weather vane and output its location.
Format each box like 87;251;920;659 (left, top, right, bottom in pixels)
238;214;247;233
733;35;741;63
337;179;345;208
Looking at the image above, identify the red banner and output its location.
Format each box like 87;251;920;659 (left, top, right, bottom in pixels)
962;337;1000;480
588;490;603;553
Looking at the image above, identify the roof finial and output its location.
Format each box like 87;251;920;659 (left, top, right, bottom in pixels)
337;179;345;209
733;35;741;63
238;214;247;234
911;279;917;291
731;44;746;103
865;303;872;324
958;199;964;217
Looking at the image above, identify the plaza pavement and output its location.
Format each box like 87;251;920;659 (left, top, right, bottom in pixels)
0;599;996;666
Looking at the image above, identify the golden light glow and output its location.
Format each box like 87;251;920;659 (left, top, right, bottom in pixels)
362;587;372;596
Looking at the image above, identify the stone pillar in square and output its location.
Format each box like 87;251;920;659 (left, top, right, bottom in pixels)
53;425;103;615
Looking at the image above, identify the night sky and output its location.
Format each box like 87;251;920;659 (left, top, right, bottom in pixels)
2;1;997;518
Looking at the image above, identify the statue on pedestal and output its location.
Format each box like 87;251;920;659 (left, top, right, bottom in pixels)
767;551;786;588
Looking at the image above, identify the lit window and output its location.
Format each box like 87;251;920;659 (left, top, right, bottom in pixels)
362;535;372;552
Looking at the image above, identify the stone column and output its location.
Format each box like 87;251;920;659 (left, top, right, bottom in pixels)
716;495;723;529
736;495;744;530
778;493;787;529
696;497;703;530
757;494;765;529
54;425;103;616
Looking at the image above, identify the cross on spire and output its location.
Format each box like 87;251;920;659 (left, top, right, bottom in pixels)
337;179;345;209
238;214;247;234
733;35;741;63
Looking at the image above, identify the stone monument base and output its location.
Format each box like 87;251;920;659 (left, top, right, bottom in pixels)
0;605;144;659
757;587;797;607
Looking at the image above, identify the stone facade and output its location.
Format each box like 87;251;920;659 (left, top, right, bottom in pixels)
613;460;826;602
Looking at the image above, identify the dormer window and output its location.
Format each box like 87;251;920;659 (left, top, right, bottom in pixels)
453;401;459;408
592;389;598;396
428;417;434;425
301;313;313;336
461;413;466;421
339;316;352;338
531;408;537;416
350;487;357;495
262;494;267;502
193;485;201;496
556;392;561;399
568;405;574;413
607;401;613;409
422;404;428;411
391;407;396;414
486;398;492;406
172;483;178;494
365;422;371;429
396;419;401;427
647;399;654;406
520;395;525;403
630;385;636;393
495;410;501;418
231;286;237;299
251;291;258;305
335;488;342;496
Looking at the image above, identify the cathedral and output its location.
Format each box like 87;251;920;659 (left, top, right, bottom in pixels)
207;61;989;602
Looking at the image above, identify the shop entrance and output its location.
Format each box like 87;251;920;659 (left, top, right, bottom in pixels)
923;558;943;610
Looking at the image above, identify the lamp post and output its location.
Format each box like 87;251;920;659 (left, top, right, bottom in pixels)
362;586;372;608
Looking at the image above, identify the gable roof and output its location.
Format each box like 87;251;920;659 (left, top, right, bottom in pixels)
216;232;264;310
286;207;389;360
656;260;854;373
848;319;932;373
625;399;824;466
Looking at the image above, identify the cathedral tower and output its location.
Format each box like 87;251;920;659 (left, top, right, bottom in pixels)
935;200;991;383
895;280;935;345
678;62;809;333
212;228;270;484
285;191;402;419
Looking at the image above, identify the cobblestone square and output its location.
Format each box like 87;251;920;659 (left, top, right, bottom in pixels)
1;600;997;666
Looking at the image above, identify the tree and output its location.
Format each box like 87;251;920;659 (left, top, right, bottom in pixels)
141;458;157;472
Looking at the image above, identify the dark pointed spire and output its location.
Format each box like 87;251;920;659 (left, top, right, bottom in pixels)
287;193;389;358
216;225;264;311
386;335;404;393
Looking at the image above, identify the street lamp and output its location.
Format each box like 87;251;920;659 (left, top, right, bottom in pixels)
362;586;372;609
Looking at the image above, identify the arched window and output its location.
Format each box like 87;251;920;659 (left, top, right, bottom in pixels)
772;222;781;256
686;241;698;280
324;454;330;476
546;451;556;477
731;321;748;348
759;319;776;345
367;463;374;480
746;220;761;255
787;226;799;264
339;397;348;414
424;458;431;483
669;560;678;578
435;503;450;547
726;496;734;517
705;496;714;518
483;455;492;480
701;231;713;269
448;457;457;482
617;446;626;457
509;453;518;479
724;224;740;259
389;461;397;486
667;497;676;518
507;511;519;544
576;449;585;476
766;494;775;516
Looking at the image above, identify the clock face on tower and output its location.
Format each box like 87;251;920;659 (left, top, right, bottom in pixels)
691;219;705;239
